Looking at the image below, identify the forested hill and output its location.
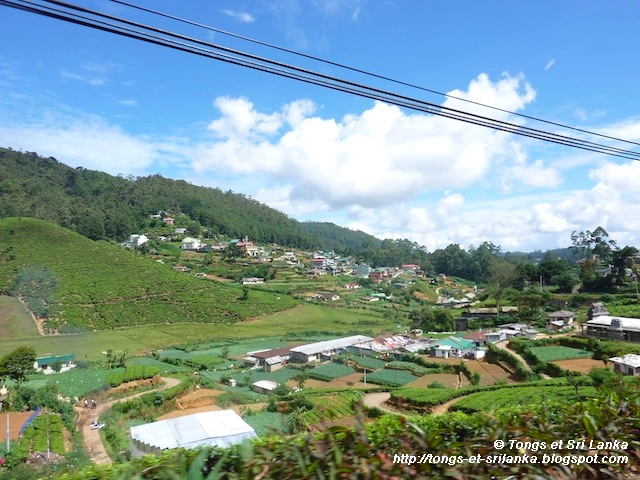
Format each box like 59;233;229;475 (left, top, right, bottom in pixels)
0;148;319;247
299;221;381;255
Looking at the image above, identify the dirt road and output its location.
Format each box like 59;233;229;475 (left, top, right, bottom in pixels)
74;377;181;464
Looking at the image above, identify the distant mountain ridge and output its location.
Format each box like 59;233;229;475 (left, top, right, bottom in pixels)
0;147;377;253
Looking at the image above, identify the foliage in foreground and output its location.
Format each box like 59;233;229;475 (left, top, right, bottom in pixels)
51;376;639;480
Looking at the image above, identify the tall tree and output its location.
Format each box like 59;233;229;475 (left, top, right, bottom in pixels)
0;346;36;387
487;258;517;318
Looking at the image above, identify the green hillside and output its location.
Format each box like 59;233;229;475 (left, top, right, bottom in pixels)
0;217;297;332
0;148;313;247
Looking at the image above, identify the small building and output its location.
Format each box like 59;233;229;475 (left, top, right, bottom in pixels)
290;335;374;363
241;277;264;285
181;237;202;250
314;293;340;302
263;356;285;372
546;310;575;331
252;380;279;395
175;228;187;234
130;410;257;457
608;354;640;376
34;354;76;374
429;337;486;359
163;217;174;225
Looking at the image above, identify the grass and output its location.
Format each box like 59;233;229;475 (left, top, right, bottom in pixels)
0;299;397;360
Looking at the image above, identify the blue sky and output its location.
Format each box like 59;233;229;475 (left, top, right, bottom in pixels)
1;0;640;252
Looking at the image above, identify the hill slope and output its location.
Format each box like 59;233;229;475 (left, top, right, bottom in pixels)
0;148;314;247
0;217;297;332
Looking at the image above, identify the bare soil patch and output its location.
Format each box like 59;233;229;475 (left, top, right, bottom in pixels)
553;358;604;374
464;360;518;385
404;373;461;389
176;388;225;410
0;411;36;442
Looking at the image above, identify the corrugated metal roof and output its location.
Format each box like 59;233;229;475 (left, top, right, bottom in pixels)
290;335;374;355
130;410;256;450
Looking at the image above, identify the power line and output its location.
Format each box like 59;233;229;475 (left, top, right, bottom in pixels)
110;0;640;149
3;0;640;160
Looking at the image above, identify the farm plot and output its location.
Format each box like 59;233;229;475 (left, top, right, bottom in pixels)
323;373;369;389
364;368;418;387
349;356;387;370
232;366;300;385
450;384;598;414
529;346;593;363
385;361;439;375
128;356;191;373
553;358;605;374
26;367;124;398
305;391;361;424
464;360;517;385
404;373;462;389
309;363;356;381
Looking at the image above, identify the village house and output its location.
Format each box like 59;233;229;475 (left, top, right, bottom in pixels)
241;277;264;285
181;237;202;250
314;293;340;302
236;237;260;257
546;310;575;331
290;336;373;363
34;354;76;374
608;354;640;376
252;380;279;395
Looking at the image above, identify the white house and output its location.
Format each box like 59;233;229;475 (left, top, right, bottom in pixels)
34;354;76;374
609;354;640;376
181;237;202;250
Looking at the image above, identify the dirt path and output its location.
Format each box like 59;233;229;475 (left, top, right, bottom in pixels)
494;340;532;371
362;392;408;418
429;396;464;415
74;377;181;465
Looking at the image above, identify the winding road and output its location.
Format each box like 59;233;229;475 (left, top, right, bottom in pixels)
74;377;181;464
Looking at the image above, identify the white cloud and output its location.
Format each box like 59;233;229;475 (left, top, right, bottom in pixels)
544;59;556;71
0;115;165;175
193;73;539;210
573;107;606;122
222;10;255;23
118;99;138;107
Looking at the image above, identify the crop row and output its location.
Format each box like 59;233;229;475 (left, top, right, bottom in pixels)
450;384;598;414
309;363;356;381
528;346;593;363
21;414;65;455
106;365;160;387
364;368;418;387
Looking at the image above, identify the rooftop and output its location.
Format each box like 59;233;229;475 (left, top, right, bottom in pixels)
130;410;256;451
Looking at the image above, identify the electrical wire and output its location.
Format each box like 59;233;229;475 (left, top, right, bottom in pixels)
110;0;640;149
2;0;639;160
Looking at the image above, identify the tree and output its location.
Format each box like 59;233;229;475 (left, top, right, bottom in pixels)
0;346;36;387
487;258;517;317
611;245;639;286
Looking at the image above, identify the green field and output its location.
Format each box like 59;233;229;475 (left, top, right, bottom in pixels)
529;346;593;362
450;384;598;414
309;363;356;381
0;298;397;360
364;368;418;387
21;367;123;398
